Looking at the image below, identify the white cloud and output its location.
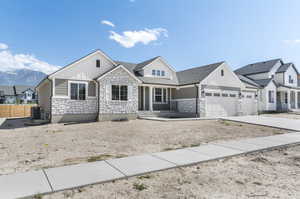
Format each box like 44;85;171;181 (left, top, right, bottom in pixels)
283;39;300;45
0;50;60;74
0;43;8;50
101;20;115;27
109;28;168;48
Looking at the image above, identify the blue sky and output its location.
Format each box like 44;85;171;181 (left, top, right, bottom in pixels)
0;0;300;73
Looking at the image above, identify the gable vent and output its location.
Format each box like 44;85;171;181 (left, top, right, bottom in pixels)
96;59;100;68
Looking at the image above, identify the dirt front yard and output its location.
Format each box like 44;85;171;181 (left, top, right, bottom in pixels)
0;119;286;175
43;145;300;199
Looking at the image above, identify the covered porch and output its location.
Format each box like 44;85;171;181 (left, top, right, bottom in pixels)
276;86;300;111
138;85;175;112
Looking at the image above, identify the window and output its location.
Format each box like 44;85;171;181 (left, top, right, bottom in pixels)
285;92;288;103
70;83;86;100
112;85;128;101
289;75;293;83
213;93;220;97
222;93;228;97
161;70;165;76
155;88;167;103
221;69;224;76
152;70;156;76
205;92;212;96
229;94;236;97
268;90;274;103
156;70;161;76
246;95;252;98
96;59;100;68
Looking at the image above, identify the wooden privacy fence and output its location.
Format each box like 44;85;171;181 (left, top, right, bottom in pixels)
0;104;37;118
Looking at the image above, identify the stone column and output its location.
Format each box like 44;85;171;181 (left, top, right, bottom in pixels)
149;86;153;111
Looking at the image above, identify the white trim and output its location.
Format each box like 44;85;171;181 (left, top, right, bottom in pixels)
97;65;142;83
52;78;56;97
68;80;88;100
49;50;117;79
141;84;177;88
178;84;196;88
149;86;153;111
111;84;129;102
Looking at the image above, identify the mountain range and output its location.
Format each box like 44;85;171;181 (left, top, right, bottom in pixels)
0;69;47;86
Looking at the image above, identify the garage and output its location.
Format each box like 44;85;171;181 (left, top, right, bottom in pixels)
241;92;257;115
205;90;239;117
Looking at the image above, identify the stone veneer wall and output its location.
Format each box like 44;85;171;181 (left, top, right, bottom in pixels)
52;98;98;115
174;99;197;113
98;67;139;121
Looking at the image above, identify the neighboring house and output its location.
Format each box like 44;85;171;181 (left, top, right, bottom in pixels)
36;49;258;123
235;59;300;112
0;85;37;104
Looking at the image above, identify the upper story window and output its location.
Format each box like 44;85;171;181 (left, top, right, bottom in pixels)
156;70;161;76
96;59;100;68
289;75;293;83
71;83;86;100
221;69;224;76
152;70;156;76
112;85;128;101
152;70;166;77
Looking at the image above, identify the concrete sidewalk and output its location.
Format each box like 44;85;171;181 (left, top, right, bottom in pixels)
221;115;300;131
0;132;300;199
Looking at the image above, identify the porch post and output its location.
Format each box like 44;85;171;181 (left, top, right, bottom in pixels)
287;90;291;110
143;86;146;110
149;86;153;111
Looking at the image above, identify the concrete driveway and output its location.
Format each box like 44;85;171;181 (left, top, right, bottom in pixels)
221;115;300;131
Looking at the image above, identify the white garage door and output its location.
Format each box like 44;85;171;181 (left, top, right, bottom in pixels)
205;91;239;117
241;92;256;115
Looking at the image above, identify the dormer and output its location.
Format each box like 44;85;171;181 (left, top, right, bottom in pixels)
134;56;176;80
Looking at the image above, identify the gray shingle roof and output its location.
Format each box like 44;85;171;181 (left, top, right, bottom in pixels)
252;78;274;87
235;59;281;76
134;56;160;71
236;74;260;88
176;62;224;85
276;63;291;73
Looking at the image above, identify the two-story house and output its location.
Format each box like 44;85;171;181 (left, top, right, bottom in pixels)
235;59;300;112
36;49;258;123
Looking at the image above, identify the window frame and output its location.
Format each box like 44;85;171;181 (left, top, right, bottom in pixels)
154;88;168;104
111;85;128;101
69;81;88;101
152;70;156;76
156;70;161;76
161;70;165;77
